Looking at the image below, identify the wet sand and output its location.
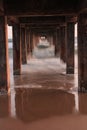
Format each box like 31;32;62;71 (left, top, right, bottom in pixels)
1;45;87;130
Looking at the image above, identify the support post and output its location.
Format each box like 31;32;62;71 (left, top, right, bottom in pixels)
60;25;66;62
53;30;58;56
30;29;33;56
26;28;30;56
0;16;10;91
21;26;27;64
56;27;61;57
66;22;74;74
78;13;87;92
13;24;21;75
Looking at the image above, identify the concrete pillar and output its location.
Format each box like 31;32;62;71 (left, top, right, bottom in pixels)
21;26;27;64
66;22;74;74
0;16;10;91
13;24;21;75
78;13;87;92
60;25;66;62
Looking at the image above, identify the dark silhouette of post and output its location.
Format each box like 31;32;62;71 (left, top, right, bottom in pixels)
0;16;10;91
13;24;21;75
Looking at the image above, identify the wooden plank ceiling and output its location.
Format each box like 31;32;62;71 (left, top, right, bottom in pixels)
4;0;79;16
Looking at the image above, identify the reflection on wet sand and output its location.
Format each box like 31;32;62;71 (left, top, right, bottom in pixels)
1;88;87;130
10;88;16;118
15;89;75;123
0;87;87;119
1;47;87;130
0;95;9;118
79;93;87;114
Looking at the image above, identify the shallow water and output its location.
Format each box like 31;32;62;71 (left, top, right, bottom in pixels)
1;88;87;130
1;46;87;130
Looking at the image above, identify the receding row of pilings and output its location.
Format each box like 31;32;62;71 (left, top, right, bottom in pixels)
0;14;87;92
12;23;74;75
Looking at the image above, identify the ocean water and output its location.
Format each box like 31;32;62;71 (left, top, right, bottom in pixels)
8;42;13;49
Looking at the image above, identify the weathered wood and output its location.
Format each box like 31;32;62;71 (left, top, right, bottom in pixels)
34;34;39;46
78;13;87;92
26;28;30;55
56;28;61;56
29;30;33;55
0;16;10;91
13;24;21;75
54;29;60;57
32;33;36;48
60;25;66;62
7;16;19;26
53;31;57;56
78;0;87;13
66;22;74;74
26;26;57;33
2;0;87;17
47;35;51;45
3;0;78;16
0;0;4;15
19;16;65;25
21;27;27;64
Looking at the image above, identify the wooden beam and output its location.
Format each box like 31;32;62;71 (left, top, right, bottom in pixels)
3;0;78;16
19;16;65;23
0;0;4;15
7;16;19;26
